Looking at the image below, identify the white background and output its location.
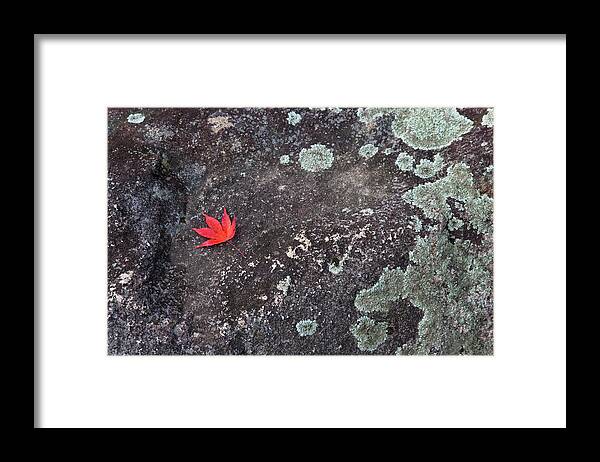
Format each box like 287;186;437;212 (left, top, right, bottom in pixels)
36;36;566;428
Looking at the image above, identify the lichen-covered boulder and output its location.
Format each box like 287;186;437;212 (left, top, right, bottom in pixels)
107;107;493;355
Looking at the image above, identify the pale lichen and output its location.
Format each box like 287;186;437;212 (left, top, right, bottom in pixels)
481;108;494;127
409;215;423;233
392;159;494;355
299;144;334;172
118;270;134;285
127;113;145;124
354;267;404;313
397;231;493;355
447;216;464;231
287;111;302;126
391;108;473;150
207;115;233;134
279;154;291;165
402;162;493;235
414;154;444;179
358;143;379;159
357;107;392;124
328;254;348;275
395;152;415;172
277;276;291;296
328;262;343;275
463;195;493;235
286;231;312;259
296;319;318;337
350;316;388;352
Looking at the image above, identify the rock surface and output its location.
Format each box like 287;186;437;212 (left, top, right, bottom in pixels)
107;107;493;355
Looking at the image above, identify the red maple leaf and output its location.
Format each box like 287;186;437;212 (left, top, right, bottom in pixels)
193;208;237;248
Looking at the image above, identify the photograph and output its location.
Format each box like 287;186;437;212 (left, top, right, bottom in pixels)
35;35;565;428
108;107;494;355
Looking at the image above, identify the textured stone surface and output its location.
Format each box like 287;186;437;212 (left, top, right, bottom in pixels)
107;107;493;355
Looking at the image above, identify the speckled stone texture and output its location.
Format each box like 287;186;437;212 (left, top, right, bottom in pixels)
107;107;493;355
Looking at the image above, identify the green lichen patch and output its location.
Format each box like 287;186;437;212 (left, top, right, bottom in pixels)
358;143;379;159
127;113;145;124
299;144;334;172
395;152;415;172
398;231;493;355
287;111;302;126
414;154;444;179
279;154;291;165
357;107;393;124
354;267;404;313
447;216;464;231
481;108;494;127
464;195;493;235
296;319;318;337
391;108;473;150
402;162;493;235
409;215;423;233
350;316;388;352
